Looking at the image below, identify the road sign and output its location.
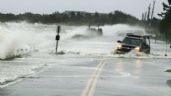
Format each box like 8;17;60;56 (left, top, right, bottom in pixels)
56;35;60;40
56;25;61;54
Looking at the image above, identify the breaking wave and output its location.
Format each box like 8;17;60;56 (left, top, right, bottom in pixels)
0;22;170;59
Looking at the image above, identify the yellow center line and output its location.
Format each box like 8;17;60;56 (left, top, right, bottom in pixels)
81;59;106;96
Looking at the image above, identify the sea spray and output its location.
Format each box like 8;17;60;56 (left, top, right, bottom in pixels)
0;22;55;59
0;22;169;59
0;22;171;86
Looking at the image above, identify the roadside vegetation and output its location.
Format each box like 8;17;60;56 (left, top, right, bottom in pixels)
0;11;141;25
0;9;165;40
159;0;171;41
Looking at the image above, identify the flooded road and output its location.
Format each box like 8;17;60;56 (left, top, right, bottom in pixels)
0;55;171;96
0;22;171;96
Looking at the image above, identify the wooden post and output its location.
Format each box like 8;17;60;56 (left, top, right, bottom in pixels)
165;31;168;56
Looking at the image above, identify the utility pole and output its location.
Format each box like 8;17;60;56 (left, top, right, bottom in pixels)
141;13;144;21
144;12;147;22
151;0;156;20
56;25;61;54
147;4;151;23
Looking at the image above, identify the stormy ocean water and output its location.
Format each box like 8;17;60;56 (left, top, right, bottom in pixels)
0;22;171;86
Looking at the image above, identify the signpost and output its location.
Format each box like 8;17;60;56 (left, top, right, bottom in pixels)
56;25;61;54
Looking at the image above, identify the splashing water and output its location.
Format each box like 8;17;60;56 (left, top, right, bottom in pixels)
0;22;170;59
0;22;171;85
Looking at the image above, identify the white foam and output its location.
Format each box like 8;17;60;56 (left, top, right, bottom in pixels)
0;22;171;87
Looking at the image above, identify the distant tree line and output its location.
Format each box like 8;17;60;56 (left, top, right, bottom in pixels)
159;0;171;41
0;11;141;25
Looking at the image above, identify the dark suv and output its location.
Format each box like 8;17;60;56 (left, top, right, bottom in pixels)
115;33;150;54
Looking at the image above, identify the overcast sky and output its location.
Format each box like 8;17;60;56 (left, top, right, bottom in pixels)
0;0;167;19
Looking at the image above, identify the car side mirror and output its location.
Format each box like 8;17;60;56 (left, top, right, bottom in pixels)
117;40;122;43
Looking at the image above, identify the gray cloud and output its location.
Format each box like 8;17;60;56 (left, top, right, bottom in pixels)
0;0;167;18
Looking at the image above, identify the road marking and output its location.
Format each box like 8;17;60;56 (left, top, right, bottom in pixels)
81;59;106;96
0;79;23;88
0;64;51;88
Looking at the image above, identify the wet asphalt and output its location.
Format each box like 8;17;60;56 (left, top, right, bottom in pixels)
0;56;171;96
